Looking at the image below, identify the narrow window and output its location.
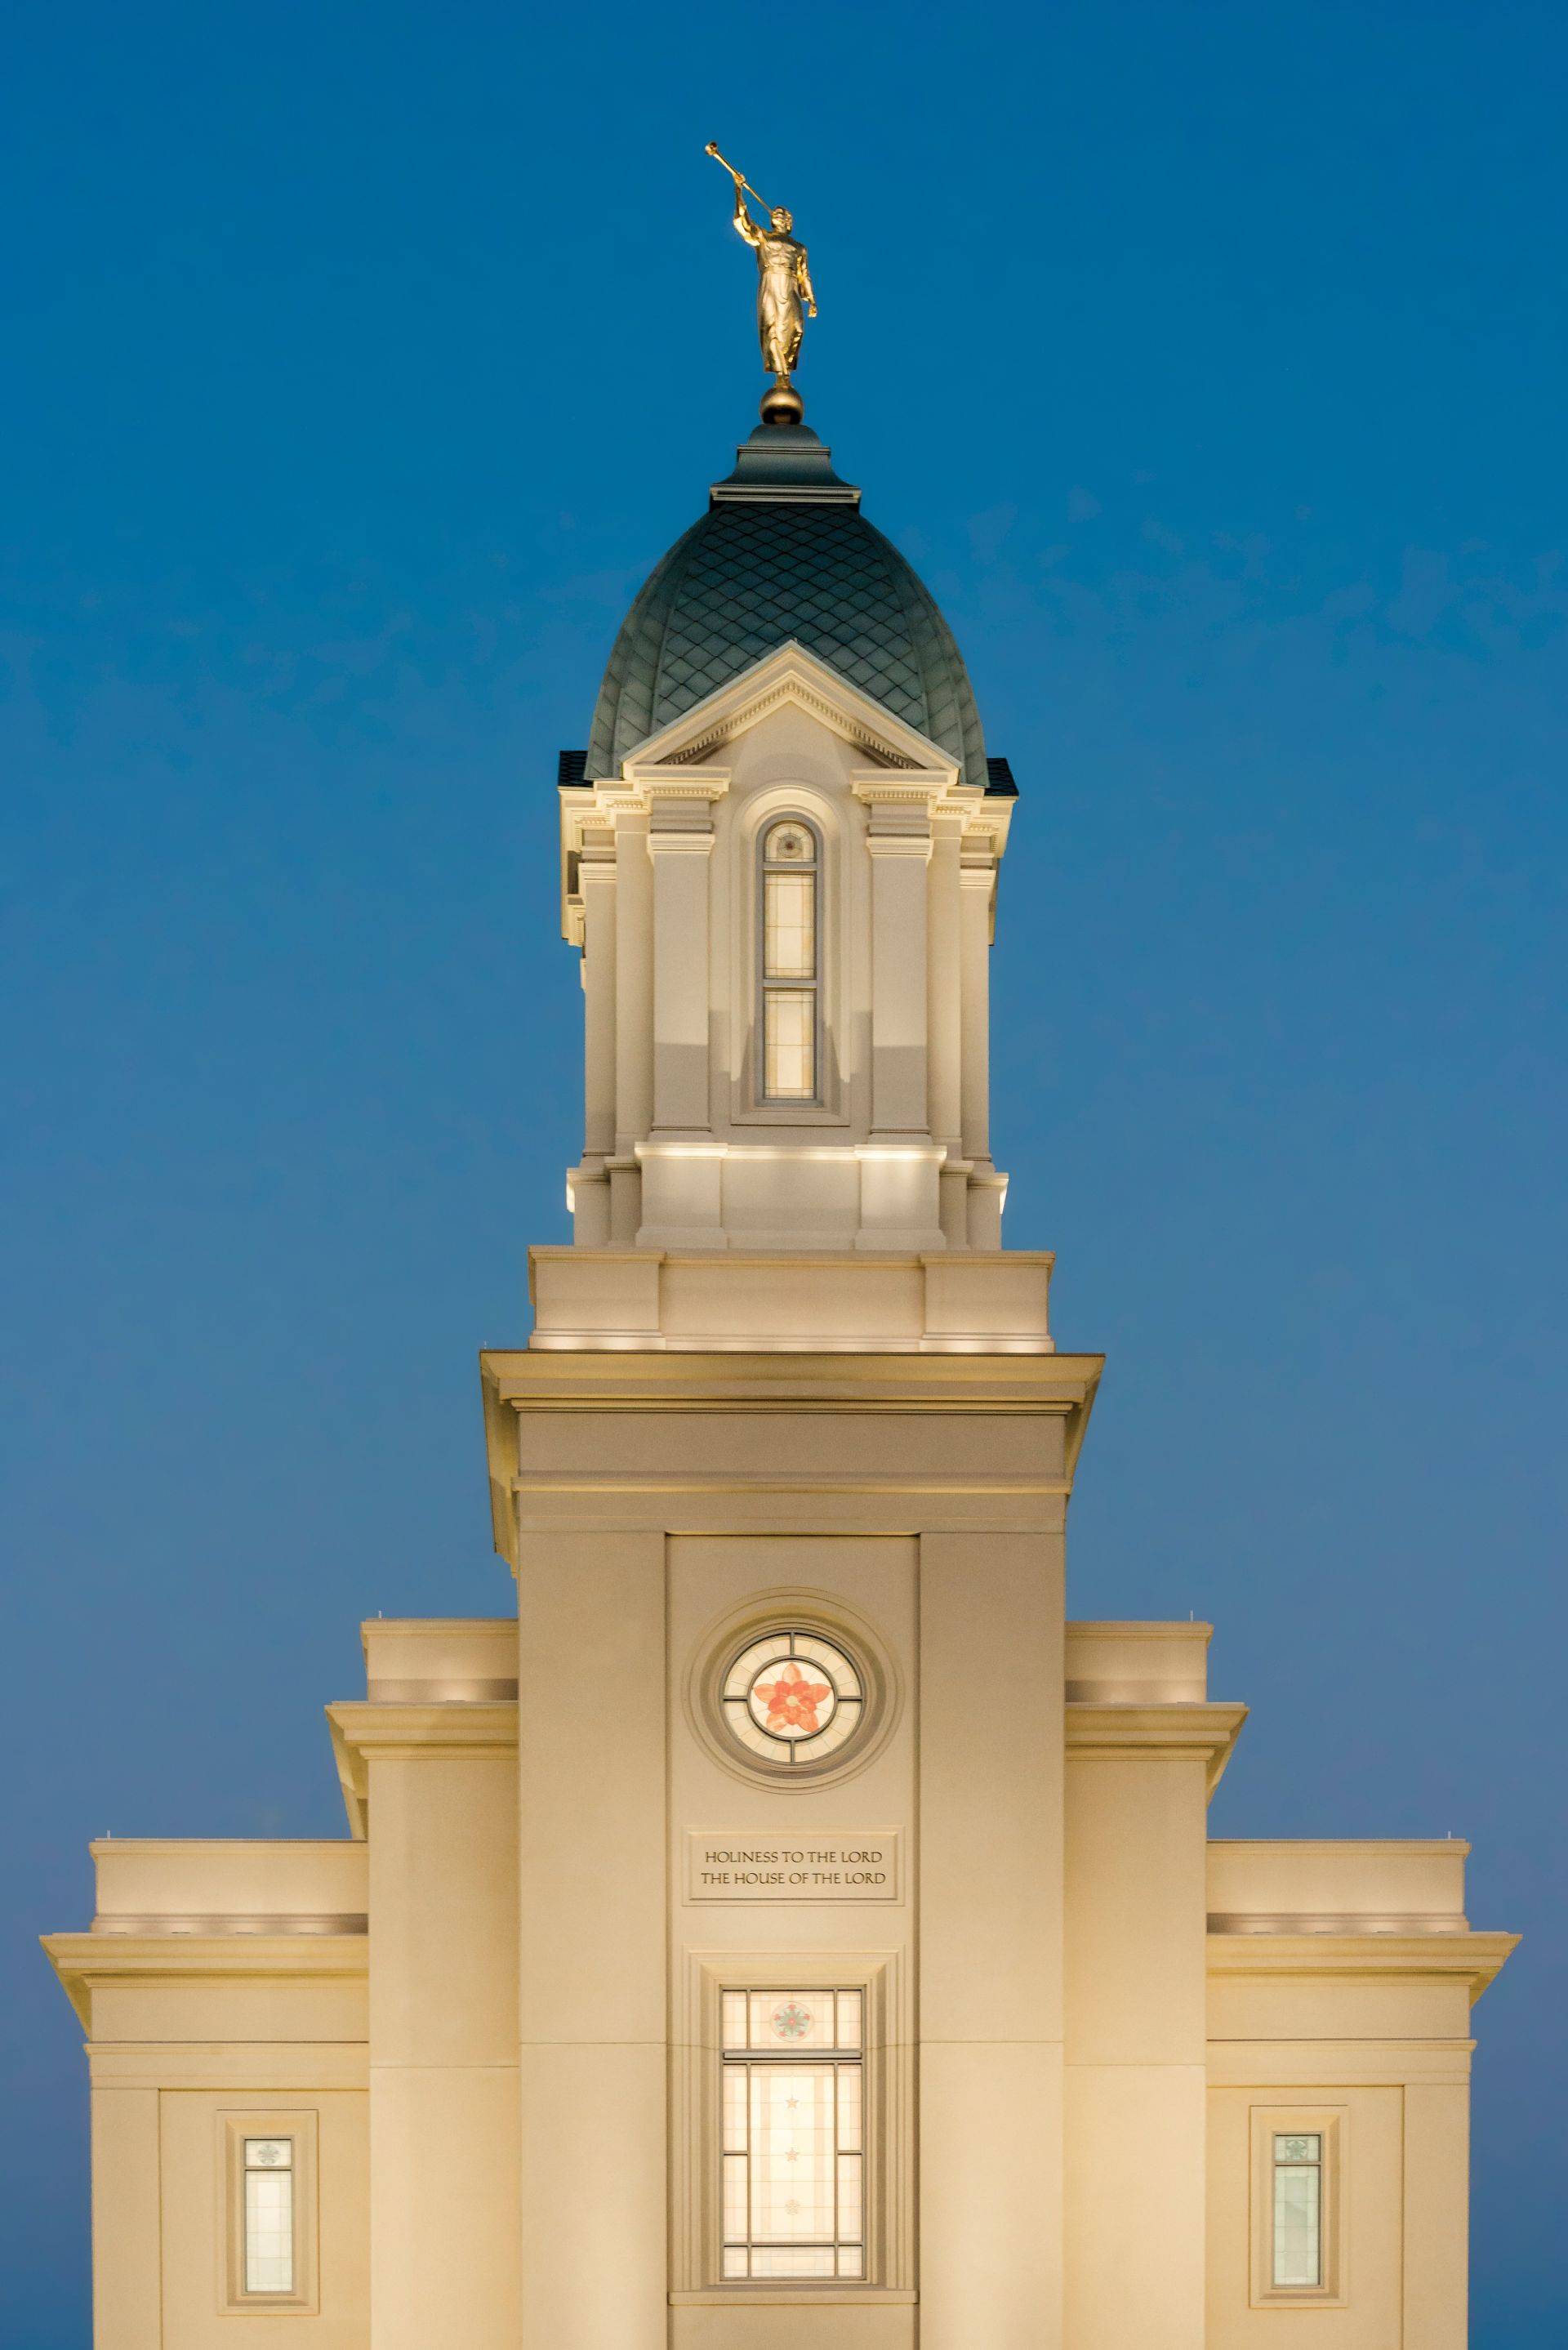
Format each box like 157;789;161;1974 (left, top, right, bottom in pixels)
721;1988;864;2280
243;2135;296;2294
760;819;819;1103
1272;2133;1322;2289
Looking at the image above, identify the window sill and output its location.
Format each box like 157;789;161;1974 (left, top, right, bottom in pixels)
1251;2290;1348;2311
732;1108;851;1128
670;2290;917;2307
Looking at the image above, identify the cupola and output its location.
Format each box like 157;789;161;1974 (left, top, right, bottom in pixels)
556;421;1018;1264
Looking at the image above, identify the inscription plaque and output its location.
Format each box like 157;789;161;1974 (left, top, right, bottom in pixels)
686;1828;902;1903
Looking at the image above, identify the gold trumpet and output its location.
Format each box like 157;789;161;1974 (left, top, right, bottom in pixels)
705;140;774;215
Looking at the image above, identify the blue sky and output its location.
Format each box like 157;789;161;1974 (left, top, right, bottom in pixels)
2;2;1565;2339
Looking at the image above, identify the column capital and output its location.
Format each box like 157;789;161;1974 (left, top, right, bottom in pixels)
850;766;951;808
866;829;933;861
630;765;730;806
644;784;720;848
644;827;715;856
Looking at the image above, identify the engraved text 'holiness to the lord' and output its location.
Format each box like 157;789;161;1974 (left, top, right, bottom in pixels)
687;1831;902;1902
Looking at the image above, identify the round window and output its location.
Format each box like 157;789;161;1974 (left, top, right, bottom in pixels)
720;1630;864;1769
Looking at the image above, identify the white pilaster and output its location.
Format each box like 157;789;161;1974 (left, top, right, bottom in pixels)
647;788;718;1135
927;814;966;1246
920;1524;1067;2347
866;816;931;1137
579;829;617;1159
639;782;724;1245
518;1528;667;2350
363;1718;521;2350
960;853;1003;1247
611;810;653;1244
572;825;617;1246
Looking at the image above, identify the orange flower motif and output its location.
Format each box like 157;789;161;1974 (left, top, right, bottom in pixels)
753;1659;833;1736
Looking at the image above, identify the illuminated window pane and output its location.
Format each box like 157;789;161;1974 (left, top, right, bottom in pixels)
749;1992;835;2050
793;1636;860;1700
764;989;815;1100
764;821;813;865
754;2247;837;2277
243;2138;294;2294
1272;2133;1322;2288
720;1987;866;2285
721;1991;749;2052
759;818;820;1103
764;872;815;979
836;2066;862;2149
723;2153;749;2241
723;1635;791;1701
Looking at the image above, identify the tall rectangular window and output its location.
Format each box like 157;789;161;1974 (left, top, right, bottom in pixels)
721;1987;863;2280
760;819;819;1102
243;2135;296;2294
1271;2132;1322;2289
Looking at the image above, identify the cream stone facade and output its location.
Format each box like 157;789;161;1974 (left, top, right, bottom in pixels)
45;414;1516;2347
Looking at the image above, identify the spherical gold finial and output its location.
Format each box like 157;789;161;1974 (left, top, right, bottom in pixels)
760;376;804;426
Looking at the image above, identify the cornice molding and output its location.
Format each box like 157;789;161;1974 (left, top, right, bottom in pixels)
484;1340;1096;1411
89;1913;366;1938
87;2042;371;2091
1065;1700;1250;1796
325;1701;519;1836
41;1933;368;2031
1205;1929;1519;2004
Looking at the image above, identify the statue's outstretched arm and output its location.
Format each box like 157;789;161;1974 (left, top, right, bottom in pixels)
732;189;762;247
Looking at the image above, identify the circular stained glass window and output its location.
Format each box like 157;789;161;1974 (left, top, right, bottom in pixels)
721;1630;864;1769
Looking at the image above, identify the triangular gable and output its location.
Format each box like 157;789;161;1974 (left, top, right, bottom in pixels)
613;640;964;791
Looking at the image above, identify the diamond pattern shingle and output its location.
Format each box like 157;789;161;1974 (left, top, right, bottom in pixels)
586;499;988;791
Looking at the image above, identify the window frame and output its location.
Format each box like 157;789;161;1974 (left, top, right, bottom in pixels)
671;1948;913;2307
220;2108;319;2314
1249;2105;1346;2308
719;1626;868;1774
755;814;823;1108
687;1593;903;1795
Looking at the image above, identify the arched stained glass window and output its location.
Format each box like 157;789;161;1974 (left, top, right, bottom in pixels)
759;818;820;1103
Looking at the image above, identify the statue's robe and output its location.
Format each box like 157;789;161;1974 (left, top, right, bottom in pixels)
735;210;812;377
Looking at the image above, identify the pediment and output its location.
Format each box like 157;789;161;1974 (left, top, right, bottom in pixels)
613;641;963;789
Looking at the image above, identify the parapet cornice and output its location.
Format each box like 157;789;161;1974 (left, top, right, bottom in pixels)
482;1338;1102;1561
41;1933;368;2031
1205;1930;1519;2004
483;1344;1099;1417
325;1701;519;1837
1065;1700;1250;1797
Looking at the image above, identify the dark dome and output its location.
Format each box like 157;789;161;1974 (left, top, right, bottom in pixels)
586;425;990;792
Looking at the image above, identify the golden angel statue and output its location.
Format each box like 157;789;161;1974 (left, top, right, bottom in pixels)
706;144;817;421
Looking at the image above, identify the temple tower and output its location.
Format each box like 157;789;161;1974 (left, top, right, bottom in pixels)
44;399;1516;2350
485;413;1094;2349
